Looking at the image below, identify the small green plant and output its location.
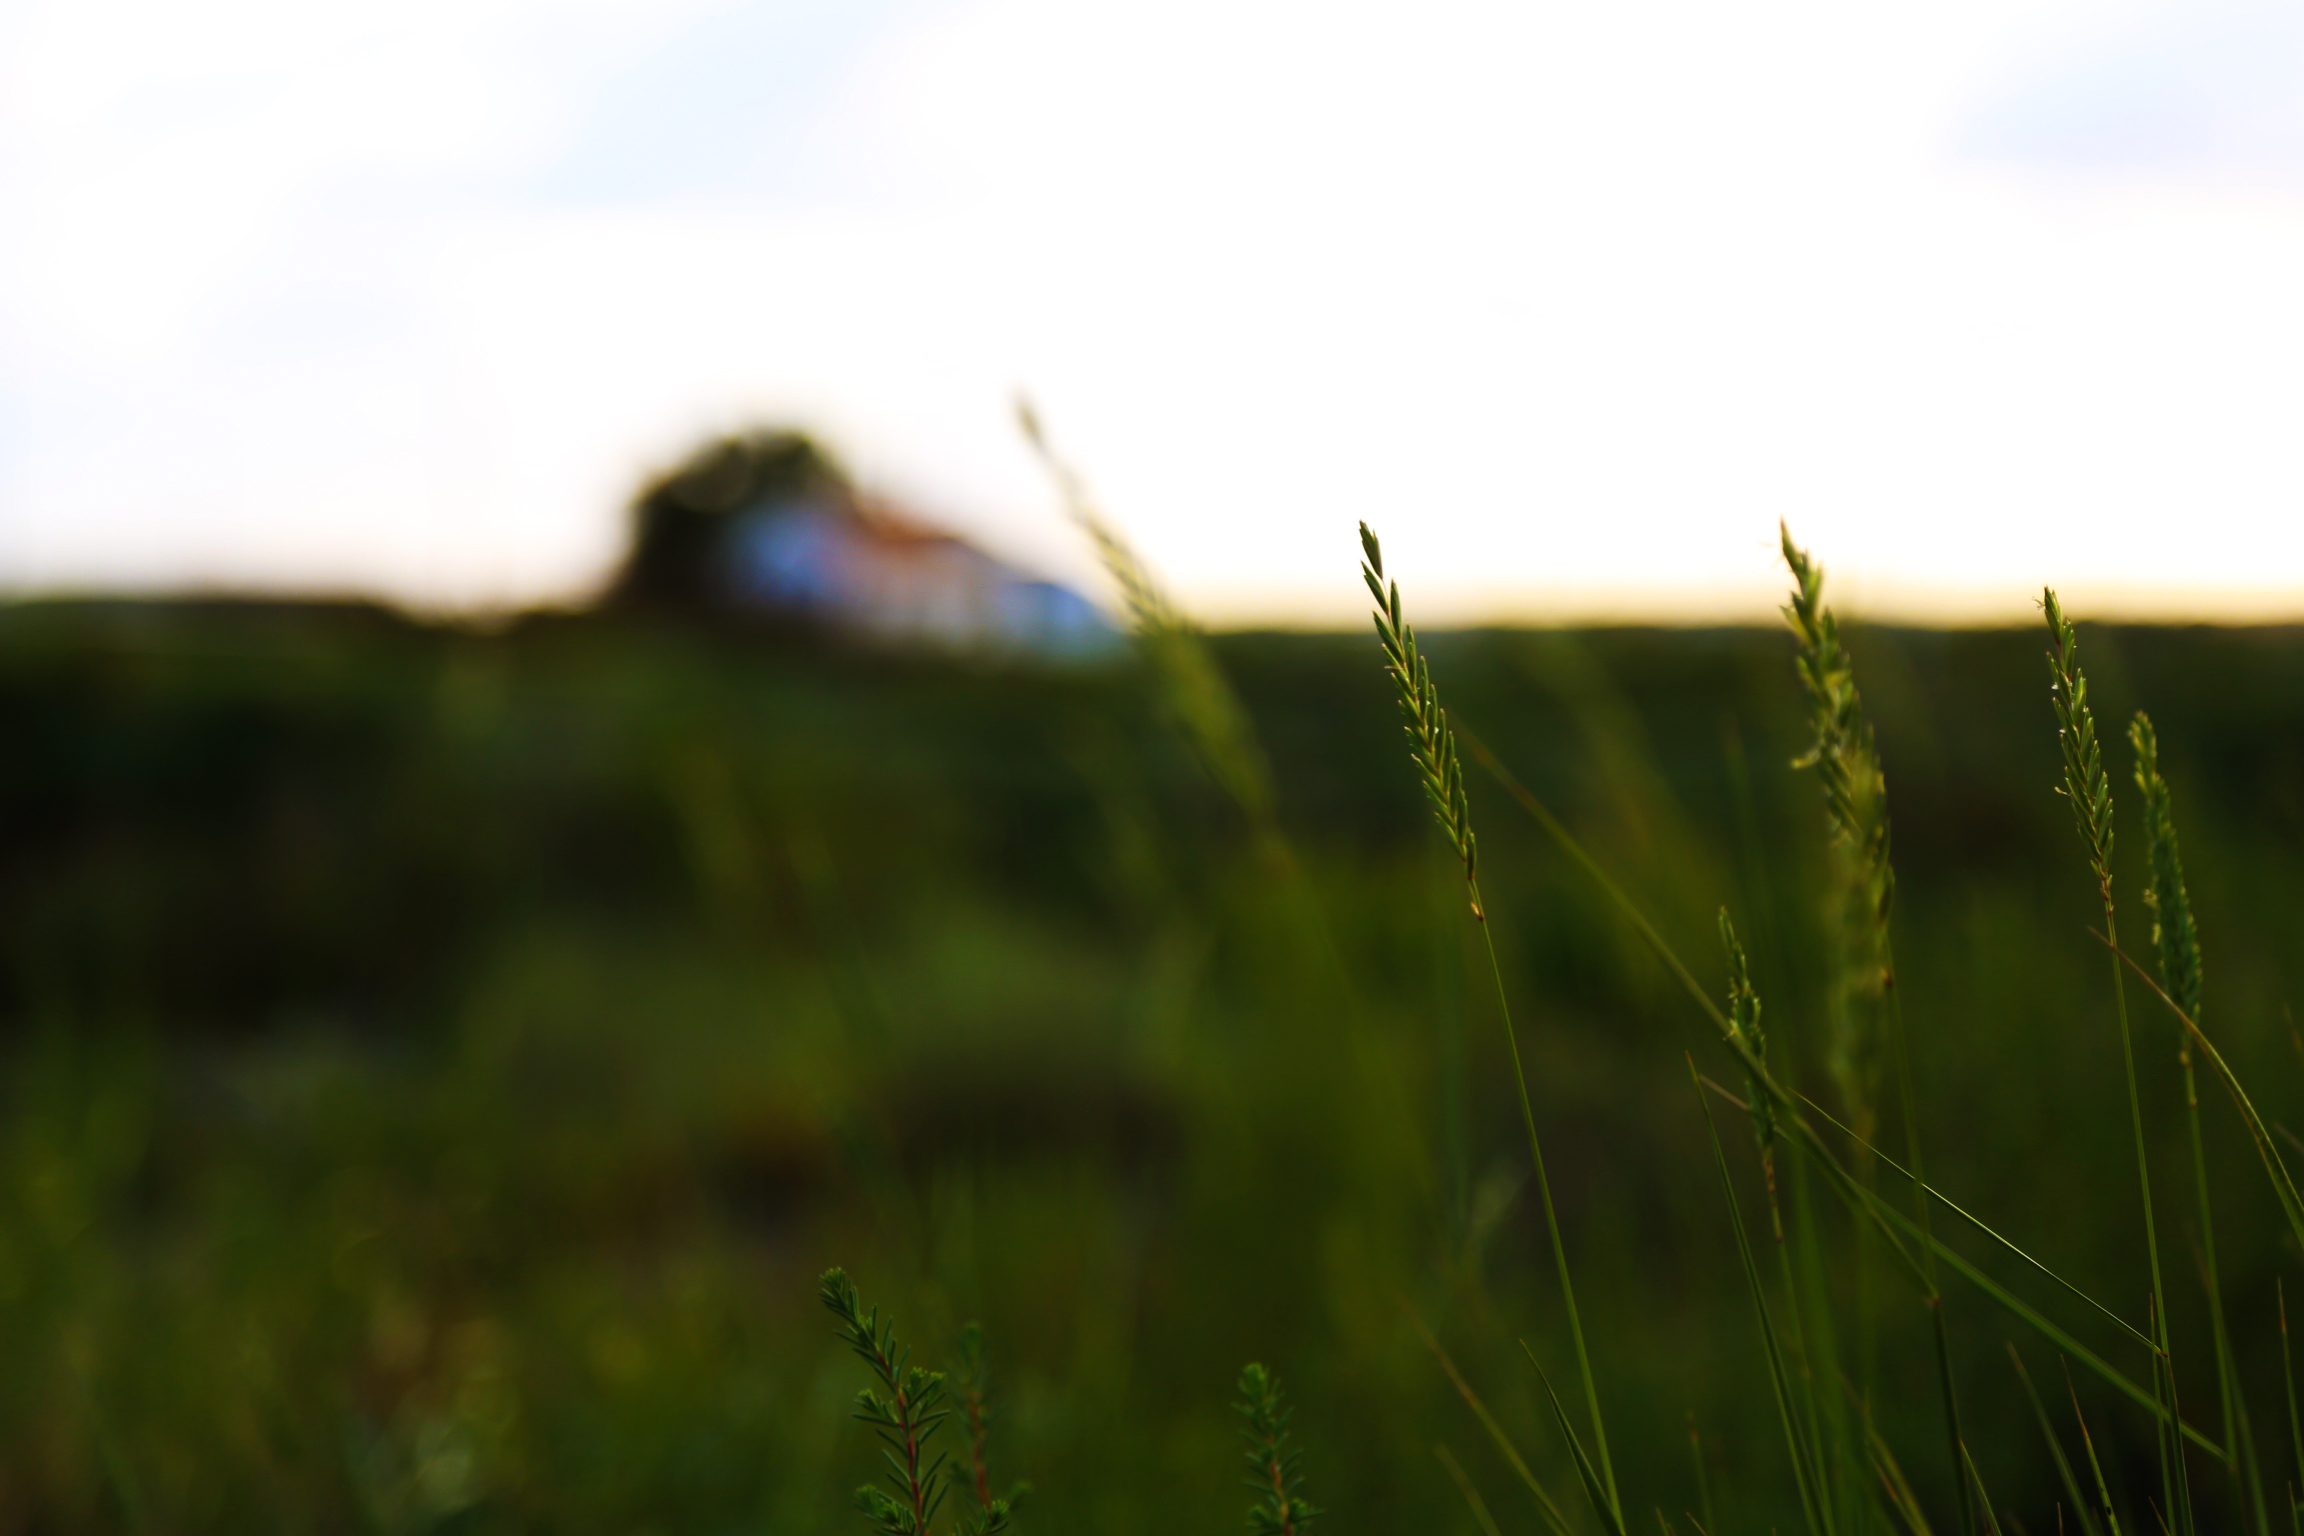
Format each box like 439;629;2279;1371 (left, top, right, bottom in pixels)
1236;1363;1321;1536
820;1269;1016;1536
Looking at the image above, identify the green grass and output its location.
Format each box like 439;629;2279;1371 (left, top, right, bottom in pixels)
12;578;2304;1530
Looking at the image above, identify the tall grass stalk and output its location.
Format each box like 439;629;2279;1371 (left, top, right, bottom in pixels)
2133;710;2264;1531
1783;528;1967;1535
1360;522;1621;1526
1019;399;1276;834
1459;711;2218;1458
1778;529;1891;1164
1436;1443;1508;1536
2044;590;2191;1535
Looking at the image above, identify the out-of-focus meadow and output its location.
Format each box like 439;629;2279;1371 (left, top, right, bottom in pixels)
21;1;2304;1527
9;541;2304;1530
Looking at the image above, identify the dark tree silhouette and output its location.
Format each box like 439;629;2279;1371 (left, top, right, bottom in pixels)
607;429;849;611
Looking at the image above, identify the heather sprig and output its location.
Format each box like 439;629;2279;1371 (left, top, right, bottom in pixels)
954;1323;1027;1531
821;1269;1014;1536
1236;1364;1321;1536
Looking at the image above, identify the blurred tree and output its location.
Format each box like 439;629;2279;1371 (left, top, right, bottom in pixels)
607;429;849;612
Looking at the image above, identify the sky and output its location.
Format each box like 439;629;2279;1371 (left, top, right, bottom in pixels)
4;0;2304;625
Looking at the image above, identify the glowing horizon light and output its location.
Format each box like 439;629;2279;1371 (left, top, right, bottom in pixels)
4;0;2304;627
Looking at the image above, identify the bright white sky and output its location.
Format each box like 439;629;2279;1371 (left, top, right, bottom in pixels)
4;0;2304;624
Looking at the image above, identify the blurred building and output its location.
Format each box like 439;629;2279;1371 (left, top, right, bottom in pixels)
607;429;1115;658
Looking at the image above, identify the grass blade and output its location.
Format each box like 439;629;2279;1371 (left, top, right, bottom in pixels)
1692;1054;1833;1536
1699;1068;2217;1457
2284;1285;2303;1536
2012;1343;2108;1536
1793;1089;2155;1355
1436;1444;1507;1536
1863;1175;2218;1457
1521;1340;1630;1536
1846;1378;1935;1536
1688;1414;1718;1536
1463;717;2218;1458
2105;937;2304;1266
1405;1302;1577;1536
1963;1441;2006;1536
2065;1359;2129;1536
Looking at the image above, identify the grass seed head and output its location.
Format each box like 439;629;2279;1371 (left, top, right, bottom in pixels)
1021;397;1273;826
1719;910;1777;1155
1361;522;1481;917
1780;525;1895;1131
2043;589;2115;898
2129;710;2201;1021
1779;525;1894;928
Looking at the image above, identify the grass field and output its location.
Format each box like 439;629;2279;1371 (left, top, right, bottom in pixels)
7;590;2304;1533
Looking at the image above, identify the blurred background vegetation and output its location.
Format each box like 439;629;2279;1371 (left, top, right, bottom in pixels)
7;535;2304;1531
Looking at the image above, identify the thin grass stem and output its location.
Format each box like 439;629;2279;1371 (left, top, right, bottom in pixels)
2011;1343;2109;1536
1471;718;2224;1467
1521;1341;1630;1536
1694;1054;1834;1536
1479;903;1620;1523
2133;709;2269;1533
1847;1381;1936;1536
2281;1284;2304;1536
1404;1302;1577;1536
1436;1444;1507;1536
2102;938;2304;1263
2066;1359;2129;1536
2044;591;2188;1534
1788;1090;2154;1353
1688;1414;1719;1536
1362;524;1619;1524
